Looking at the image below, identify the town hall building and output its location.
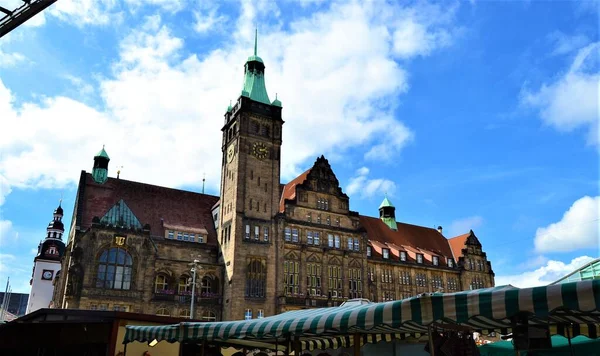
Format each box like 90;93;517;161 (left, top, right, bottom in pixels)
50;35;494;321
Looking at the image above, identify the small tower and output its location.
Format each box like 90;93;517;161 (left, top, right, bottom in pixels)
26;201;66;314
379;195;397;231
92;146;110;184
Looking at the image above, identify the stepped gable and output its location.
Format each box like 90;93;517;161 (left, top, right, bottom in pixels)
359;215;454;262
279;155;348;213
448;230;480;259
77;172;220;244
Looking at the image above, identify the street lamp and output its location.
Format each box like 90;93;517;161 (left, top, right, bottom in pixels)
188;259;201;320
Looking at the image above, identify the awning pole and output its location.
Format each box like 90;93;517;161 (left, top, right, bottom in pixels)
427;325;436;356
566;324;575;356
293;335;301;355
123;343;127;356
353;333;360;356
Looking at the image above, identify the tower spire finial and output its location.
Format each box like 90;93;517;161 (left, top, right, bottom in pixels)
254;27;258;56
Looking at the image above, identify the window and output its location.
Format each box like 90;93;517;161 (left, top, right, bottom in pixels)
433;256;439;266
113;304;129;312
447;277;458;291
48;246;58;255
478;260;484;271
328;265;343;297
291;228;299;242
155;275;168;293
263;227;269;241
168;231;174;239
326;216;331;225
415;273;427;287
245;225;250;239
96;248;133;290
368;267;376;282
284;227;291;241
334;235;340;249
156;308;170;316
347;237;353;250
317;198;329;210
306;263;322;296
179;309;190;318
400;251;407;261
348;268;362;299
353;238;360;251
284;260;299;295
399;271;411;285
383;249;390;259
317;214;321;224
190;233;195;242
328;234;334;247
468;259;474;270
245;259;266;298
183;233;189;241
313;232;320;245
335;217;340;226
416;254;423;264
254;226;259;240
178;276;190;294
202;310;217;321
366;246;371;257
307;213;312;222
448;258;454;268
245;309;253;320
432;275;444;290
257;309;265;319
471;277;484;290
381;269;394;301
307;231;313;245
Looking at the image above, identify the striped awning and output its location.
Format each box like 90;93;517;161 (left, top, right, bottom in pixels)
124;280;600;346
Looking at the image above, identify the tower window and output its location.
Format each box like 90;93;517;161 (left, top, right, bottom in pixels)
190;233;195;242
245;258;266;298
245;225;250;239
254;226;260;240
328;234;334;247
334;235;340;249
317;214;321;224
353;238;360;251
263;227;269;241
347;237;353;250
284;227;291;241
291;229;299;242
313;232;320;245
249;198;253;210
326;216;331;225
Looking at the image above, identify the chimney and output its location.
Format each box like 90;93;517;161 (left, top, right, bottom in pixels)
437;226;443;234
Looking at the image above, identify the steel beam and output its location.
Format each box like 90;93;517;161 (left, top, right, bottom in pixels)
0;0;57;39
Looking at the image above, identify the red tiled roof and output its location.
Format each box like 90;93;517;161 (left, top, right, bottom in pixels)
448;232;471;259
278;168;311;213
77;173;220;245
360;215;454;260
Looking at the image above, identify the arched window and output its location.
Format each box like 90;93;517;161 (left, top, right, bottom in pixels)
245;259;266;298
155;274;168;293
179;309;190;318
200;276;219;296
178;276;190;294
156;307;170;316
201;310;217;321
96;248;132;290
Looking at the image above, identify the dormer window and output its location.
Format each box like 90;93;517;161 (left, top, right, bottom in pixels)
366;246;372;257
416;254;423;264
383;249;390;259
448;258;454;268
400;251;407;261
432;256;439;266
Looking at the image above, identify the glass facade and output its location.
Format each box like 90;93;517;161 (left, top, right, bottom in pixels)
551;258;600;285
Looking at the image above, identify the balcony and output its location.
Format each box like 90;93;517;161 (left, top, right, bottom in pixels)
153;291;221;305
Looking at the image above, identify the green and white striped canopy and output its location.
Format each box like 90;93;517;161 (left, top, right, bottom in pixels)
124;280;600;346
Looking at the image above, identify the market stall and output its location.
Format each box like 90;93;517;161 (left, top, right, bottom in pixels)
123;280;600;355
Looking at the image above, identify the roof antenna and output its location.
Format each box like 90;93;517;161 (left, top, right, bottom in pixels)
254;27;258;56
202;173;206;194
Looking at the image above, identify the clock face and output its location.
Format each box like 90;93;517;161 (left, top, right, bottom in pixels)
227;145;235;163
42;270;53;280
251;142;268;160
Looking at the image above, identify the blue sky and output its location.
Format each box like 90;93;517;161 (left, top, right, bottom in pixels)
0;0;598;293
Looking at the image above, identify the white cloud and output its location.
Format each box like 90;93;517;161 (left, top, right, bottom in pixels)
547;31;590;56
0;49;26;68
0;254;16;273
534;196;600;253
0;1;459;199
447;216;483;237
495;256;596;288
346;167;396;199
521;42;600;146
48;0;122;27
193;6;228;34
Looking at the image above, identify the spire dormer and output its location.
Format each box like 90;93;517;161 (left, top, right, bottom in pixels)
379;195;397;231
92;146;110;184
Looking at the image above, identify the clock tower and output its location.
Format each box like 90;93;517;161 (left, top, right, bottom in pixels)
26;201;66;314
219;29;284;320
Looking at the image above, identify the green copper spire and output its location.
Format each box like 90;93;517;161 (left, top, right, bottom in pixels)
226;100;233;113
241;28;271;105
92;145;110;184
271;93;282;107
379;195;397;231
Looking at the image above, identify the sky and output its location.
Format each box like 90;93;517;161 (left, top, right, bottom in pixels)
0;0;598;294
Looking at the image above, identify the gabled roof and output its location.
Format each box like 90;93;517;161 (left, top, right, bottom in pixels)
279;168;311;213
360;215;454;260
76;173;220;245
448;230;481;259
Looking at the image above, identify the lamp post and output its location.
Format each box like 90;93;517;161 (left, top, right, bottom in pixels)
189;259;201;320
